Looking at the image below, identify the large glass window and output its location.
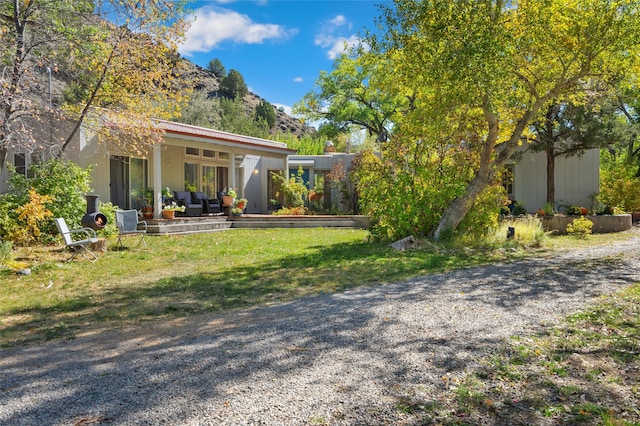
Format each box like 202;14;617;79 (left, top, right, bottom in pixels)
202;165;216;197
267;170;285;209
130;158;148;210
184;162;198;191
217;166;229;193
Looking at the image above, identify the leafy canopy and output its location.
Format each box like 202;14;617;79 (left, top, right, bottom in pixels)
353;0;640;240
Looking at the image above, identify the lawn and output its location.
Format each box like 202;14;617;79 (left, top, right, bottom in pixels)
0;228;511;347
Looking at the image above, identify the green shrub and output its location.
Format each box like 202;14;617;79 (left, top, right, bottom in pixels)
0;159;93;244
566;216;594;239
270;168;308;208
565;205;582;215
97;202;119;239
0;239;12;267
599;150;640;212
512;201;527;216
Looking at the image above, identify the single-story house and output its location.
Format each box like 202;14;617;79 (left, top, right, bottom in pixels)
0;117;599;216
1;118;296;217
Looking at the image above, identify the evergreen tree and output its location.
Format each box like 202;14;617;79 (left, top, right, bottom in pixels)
207;58;226;78
220;69;248;99
255;99;276;129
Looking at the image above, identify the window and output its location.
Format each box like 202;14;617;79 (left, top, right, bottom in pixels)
184;162;198;191
13;153;35;178
203;149;215;159
202;165;216;196
219;151;230;160
267;170;285;209
14;153;27;176
130;158;149;210
186;147;199;156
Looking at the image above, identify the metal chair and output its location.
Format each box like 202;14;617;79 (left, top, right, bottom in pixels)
115;210;147;250
54;218;99;262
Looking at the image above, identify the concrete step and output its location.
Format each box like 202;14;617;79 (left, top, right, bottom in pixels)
141;215;369;235
229;215;368;229
145;217;232;235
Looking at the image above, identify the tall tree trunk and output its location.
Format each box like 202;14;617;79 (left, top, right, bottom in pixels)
433;96;500;240
546;148;556;206
433;94;553;240
546;148;555;205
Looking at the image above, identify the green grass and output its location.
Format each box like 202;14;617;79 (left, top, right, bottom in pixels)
0;227;637;351
0;228;512;347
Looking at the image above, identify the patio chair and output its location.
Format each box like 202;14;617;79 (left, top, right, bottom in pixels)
191;191;222;215
115;209;147;250
54;218;99;262
173;191;203;216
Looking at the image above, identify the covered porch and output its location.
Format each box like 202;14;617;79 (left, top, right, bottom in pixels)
74;119;296;217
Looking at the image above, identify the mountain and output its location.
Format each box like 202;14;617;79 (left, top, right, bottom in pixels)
185;62;316;138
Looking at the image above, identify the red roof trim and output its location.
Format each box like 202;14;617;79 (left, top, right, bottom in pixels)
157;119;296;154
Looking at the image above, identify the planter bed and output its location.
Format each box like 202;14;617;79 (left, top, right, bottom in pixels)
541;214;632;235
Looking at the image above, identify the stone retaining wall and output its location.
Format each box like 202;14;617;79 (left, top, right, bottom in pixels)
541;214;632;235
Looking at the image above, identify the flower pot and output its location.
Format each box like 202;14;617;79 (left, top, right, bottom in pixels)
142;207;153;219
236;201;246;210
222;195;234;207
162;210;175;219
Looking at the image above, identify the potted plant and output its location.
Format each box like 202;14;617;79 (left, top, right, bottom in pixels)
161;186;172;204
235;198;248;210
162;202;186;219
230;207;243;216
222;188;237;207
138;187;154;218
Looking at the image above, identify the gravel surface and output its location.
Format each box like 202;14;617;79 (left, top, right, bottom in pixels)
2;231;640;425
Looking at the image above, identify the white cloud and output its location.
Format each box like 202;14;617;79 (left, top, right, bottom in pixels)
330;15;350;29
325;35;363;60
272;103;292;115
293;77;303;83
179;6;297;55
315;15;364;59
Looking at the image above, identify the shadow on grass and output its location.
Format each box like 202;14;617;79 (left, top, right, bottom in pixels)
1;239;639;424
0;239;480;346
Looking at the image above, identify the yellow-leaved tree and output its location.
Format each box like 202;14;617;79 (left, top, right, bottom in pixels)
371;0;640;240
0;0;192;169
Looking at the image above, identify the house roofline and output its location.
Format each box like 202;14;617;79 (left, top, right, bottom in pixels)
156;119;296;156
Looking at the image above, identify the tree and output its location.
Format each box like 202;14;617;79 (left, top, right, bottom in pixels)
207;58;226;78
0;0;191;169
220;69;248;99
371;0;640;240
179;90;223;129
529;94;624;205
218;97;269;138
613;83;640;175
294;51;409;144
255;99;276;129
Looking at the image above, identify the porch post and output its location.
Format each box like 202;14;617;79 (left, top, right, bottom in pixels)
229;152;236;191
284;154;289;180
153;145;162;219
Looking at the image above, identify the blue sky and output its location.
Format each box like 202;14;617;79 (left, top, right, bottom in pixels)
178;0;384;113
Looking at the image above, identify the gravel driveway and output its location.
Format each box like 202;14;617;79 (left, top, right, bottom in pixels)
2;232;640;425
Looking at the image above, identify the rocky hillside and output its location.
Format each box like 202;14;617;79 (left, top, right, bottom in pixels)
185;62;316;138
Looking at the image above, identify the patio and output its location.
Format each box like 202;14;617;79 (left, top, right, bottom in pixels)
143;215;369;235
